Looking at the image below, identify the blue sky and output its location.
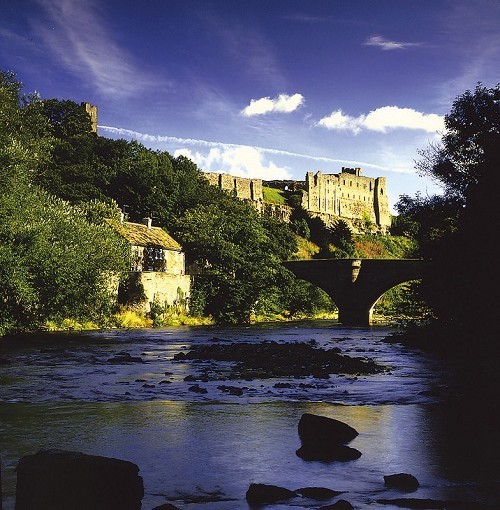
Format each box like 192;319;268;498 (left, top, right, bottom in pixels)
2;0;499;211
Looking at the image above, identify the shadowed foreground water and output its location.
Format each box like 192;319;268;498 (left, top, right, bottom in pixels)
1;321;499;509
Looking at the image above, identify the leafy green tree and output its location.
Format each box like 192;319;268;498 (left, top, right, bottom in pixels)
0;187;129;334
329;219;355;258
393;193;462;258
291;218;310;239
174;195;297;323
400;84;500;343
0;71;128;335
416;84;500;202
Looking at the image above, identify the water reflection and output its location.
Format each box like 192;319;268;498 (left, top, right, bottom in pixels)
2;400;498;509
1;323;499;509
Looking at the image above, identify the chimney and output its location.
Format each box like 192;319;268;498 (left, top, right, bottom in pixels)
143;217;152;228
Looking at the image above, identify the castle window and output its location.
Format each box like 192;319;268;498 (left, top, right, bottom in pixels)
343;180;346;185
380;188;384;195
350;181;352;186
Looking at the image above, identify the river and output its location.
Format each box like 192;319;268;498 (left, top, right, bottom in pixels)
0;321;499;509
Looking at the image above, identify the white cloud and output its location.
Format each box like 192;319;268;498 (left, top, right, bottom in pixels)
241;93;304;116
364;35;421;51
318;106;444;134
32;0;157;97
174;146;291;180
317;110;363;134
363;106;444;133
99;125;402;173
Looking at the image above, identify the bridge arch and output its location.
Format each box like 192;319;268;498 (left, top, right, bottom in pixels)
282;259;429;325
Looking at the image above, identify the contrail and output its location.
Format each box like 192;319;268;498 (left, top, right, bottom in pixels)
99;125;413;173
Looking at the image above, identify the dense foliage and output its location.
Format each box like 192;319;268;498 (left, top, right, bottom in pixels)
1;70;336;332
394;84;500;344
0;71;129;335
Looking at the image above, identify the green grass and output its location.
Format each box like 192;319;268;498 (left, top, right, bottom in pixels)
263;186;287;205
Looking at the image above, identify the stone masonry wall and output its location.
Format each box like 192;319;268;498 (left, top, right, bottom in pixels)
204;172;263;203
204;168;391;233
139;272;191;312
303;168;391;232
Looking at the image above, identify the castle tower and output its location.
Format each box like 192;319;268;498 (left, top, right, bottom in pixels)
82;102;98;134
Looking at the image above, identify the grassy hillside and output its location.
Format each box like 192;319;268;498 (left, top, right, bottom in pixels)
263;186;287;205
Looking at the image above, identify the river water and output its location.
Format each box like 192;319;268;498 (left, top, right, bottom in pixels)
0;321;499;509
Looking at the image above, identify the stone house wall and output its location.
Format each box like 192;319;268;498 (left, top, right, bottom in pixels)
133;271;191;311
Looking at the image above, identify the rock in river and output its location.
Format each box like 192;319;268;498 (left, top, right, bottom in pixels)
297;413;361;462
245;483;296;506
384;473;420;491
15;449;144;510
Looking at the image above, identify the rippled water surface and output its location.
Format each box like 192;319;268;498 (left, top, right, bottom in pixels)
1;321;499;509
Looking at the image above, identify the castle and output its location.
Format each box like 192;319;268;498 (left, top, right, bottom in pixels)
81;104;390;232
204;168;391;233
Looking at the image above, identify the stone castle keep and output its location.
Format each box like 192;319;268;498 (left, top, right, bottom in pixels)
204;168;391;233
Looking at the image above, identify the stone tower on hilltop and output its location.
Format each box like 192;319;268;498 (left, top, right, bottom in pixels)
82;102;98;133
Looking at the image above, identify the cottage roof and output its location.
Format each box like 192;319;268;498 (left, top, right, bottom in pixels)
107;220;182;251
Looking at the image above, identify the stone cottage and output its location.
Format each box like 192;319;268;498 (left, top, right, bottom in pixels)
108;217;191;312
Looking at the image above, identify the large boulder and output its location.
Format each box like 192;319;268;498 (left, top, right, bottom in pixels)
298;413;358;446
15;449;144;510
297;413;360;462
245;483;296;506
384;473;420;491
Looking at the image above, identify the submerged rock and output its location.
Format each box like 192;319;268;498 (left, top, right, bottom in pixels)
245;483;296;506
188;385;208;394
295;486;345;500
108;352;143;363
151;505;181;510
297;413;361;462
319;500;354;510
173;341;384;379
217;385;244;396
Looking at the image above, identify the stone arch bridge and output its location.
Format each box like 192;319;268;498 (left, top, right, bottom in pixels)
283;258;430;326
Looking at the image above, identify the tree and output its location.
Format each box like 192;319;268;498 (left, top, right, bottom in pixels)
401;84;500;343
416;84;500;202
329;219;355;258
174;195;298;323
0;71;128;335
